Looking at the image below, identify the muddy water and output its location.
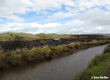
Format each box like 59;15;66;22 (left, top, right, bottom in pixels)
0;45;106;80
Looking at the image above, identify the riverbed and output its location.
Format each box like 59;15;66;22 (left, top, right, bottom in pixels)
0;45;106;80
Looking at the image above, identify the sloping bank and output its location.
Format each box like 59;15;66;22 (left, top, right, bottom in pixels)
0;40;110;71
74;44;110;80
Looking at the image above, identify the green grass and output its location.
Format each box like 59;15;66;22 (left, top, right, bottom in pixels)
74;45;110;80
0;32;40;41
0;32;72;41
35;33;72;39
104;44;110;53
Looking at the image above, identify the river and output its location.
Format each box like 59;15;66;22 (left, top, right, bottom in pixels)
0;45;106;80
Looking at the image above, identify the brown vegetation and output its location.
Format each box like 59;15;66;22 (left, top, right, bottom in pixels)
0;40;110;71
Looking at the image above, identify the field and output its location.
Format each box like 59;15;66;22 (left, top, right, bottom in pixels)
0;32;71;41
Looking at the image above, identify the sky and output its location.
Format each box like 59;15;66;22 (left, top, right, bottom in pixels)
0;0;110;34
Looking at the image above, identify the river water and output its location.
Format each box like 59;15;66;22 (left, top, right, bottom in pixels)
0;45;106;80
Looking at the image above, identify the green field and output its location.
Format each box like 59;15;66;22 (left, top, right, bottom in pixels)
0;32;72;41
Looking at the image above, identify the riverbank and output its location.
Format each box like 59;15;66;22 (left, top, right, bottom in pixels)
74;44;110;80
0;40;110;71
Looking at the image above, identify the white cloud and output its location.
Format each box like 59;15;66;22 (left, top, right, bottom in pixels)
75;0;110;11
0;18;110;34
0;0;75;22
47;11;75;21
0;0;110;34
0;0;31;22
80;8;110;26
43;23;62;27
6;15;24;22
105;5;110;10
63;0;75;7
0;0;110;22
65;20;84;26
0;22;62;33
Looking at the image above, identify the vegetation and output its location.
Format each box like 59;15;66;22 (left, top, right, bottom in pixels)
0;40;110;71
35;33;72;39
104;44;110;53
0;32;40;41
74;44;110;80
0;32;72;41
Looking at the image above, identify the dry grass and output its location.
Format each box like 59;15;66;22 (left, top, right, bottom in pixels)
0;40;110;70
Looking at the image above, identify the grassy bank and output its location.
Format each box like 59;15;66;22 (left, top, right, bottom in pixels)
0;32;72;41
0;40;110;71
0;32;40;41
74;44;110;80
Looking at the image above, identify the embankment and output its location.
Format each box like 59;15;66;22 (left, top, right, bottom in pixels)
0;40;110;71
0;34;110;52
74;44;110;80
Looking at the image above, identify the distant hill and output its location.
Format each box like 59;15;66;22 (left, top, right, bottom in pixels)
78;33;110;36
97;33;110;36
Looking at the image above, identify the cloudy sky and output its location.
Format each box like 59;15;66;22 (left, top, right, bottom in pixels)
0;0;110;34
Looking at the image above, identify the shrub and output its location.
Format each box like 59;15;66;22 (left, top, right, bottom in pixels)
104;44;110;53
7;52;23;65
68;42;75;48
0;54;8;68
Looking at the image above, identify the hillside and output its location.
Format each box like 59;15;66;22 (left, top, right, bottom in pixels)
0;32;39;41
0;32;72;41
